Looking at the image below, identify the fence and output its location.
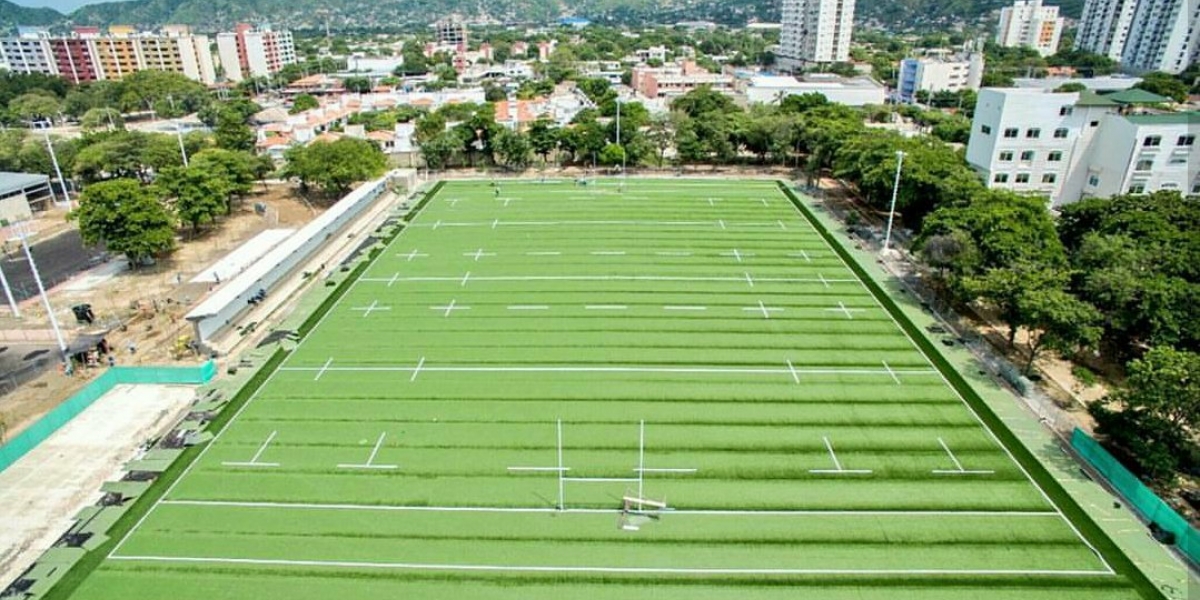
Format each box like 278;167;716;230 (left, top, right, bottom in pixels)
0;361;216;473
1071;428;1199;565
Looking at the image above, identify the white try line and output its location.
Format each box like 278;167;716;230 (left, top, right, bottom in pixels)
777;219;788;231
157;499;1064;518
810;436;872;475
786;360;801;384
933;437;995;475
507;467;570;472
464;248;496;262
460;271;471;287
744;272;755;287
430;300;470;317
338;432;399;470
882;361;902;385
527;251;562;256
362;274;859;285
314;358;334;382
718;219;726;230
817;273;831;289
350;301;391;318
413;220;721;229
398;249;428;262
409;356;426;382
743;300;784;319
790;250;812;262
664;306;707;311
280;363;940;378
721;249;755;263
563;477;641;483
826;302;866;320
222;431;280;468
104;555;1114;577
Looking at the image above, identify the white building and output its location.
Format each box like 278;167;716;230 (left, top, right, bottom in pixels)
217;24;297;82
995;0;1065;57
966;88;1198;205
746;74;885;106
897;53;984;103
1120;0;1200;74
1075;0;1140;61
778;0;857;68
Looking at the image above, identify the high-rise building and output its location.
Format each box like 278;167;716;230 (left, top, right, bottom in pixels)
1120;0;1200;74
0;26;216;85
433;18;469;47
778;0;857;69
897;52;985;103
995;0;1064;57
1075;0;1140;61
217;24;297;82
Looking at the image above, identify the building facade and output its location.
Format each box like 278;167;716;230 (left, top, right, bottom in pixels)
1075;0;1140;61
897;53;985;103
1120;0;1200;74
217;24;297;82
0;26;216;84
966;88;1199;205
630;61;735;99
778;0;857;68
995;0;1065;57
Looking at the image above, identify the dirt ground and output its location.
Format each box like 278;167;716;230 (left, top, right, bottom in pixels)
0;184;323;441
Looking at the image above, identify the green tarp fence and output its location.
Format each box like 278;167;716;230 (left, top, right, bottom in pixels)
0;362;216;474
1071;427;1199;565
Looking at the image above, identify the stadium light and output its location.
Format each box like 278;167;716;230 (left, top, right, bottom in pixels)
883;150;905;254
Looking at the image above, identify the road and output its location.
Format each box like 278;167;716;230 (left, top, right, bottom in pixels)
0;230;106;304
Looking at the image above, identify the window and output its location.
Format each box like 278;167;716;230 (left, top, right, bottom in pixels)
1178;135;1195;146
1054;128;1069;138
1129;183;1146;194
1059;106;1074;116
981;125;992;135
1169;155;1188;165
1004;128;1019;138
999;151;1014;161
993;173;1009;183
1088;175;1100;187
1026;128;1041;138
1042;173;1057;184
1090;120;1100;127
1135;159;1154;171
1192;183;1200;194
1144;135;1162;147
1048;151;1063;162
1016;173;1031;183
1020;150;1035;161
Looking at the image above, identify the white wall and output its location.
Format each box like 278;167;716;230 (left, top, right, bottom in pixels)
217;33;243;82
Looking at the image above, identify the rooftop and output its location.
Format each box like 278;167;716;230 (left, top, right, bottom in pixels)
1103;88;1172;105
1122;111;1199;126
0;172;50;196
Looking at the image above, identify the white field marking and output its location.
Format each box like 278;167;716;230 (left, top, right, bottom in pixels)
508;305;550;311
526;251;562;256
882;361;902;385
634;468;698;473
818;273;830;289
108;181;436;558
338;432;399;470
591;251;627;256
786;360;801;384
361;274;858;285
416;220;718;228
409;357;426;383
430;300;469;318
155;499;1063;518
585;305;628;311
387;272;401;287
104;556;1114;577
707;197;717;207
314;358;334;382
350;301;391;318
933;437;995;475
826;302;866;320
744;272;755;287
722;249;755;263
446;198;461;208
432;220;442;230
718;219;727;230
778;219;788;231
562;477;641;483
460;271;471;287
492;218;500;230
222;431;280;468
502;197;512;207
279;364;939;377
399;249;428;262
743;300;784;319
664;306;707;311
779;186;1114;574
809;436;872;475
507;467;570;472
464;248;496;262
789;250;812;262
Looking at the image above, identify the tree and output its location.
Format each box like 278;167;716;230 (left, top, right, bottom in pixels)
528;118;560;165
647;114;675;168
9;92;62;123
283;137;388;195
420;131;460;170
79;107;123;132
1018;287;1102;373
598;143;626;167
190;149;257;204
290;94;319;114
344;76;372;94
71;179;176;266
159;166;230;234
214;108;256;152
1090;347;1200;482
1134;72;1188;103
415;112;448;145
492;128;533;170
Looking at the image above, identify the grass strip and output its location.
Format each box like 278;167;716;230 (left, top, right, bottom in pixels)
776;181;1162;600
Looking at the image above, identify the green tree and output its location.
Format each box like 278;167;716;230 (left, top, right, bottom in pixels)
283;137;388;195
159;166;230;234
344;76;372;94
528;118;560;165
190;149;257;205
214;108;256;152
1133;72;1188;103
420;131;460;170
415;112;448;145
79;107;124;131
1090;347;1200;482
9;92;62;123
598;142;626;167
1018;287;1102;373
647;114;675;168
71;179;176;265
492;128;533;170
290;94;319;114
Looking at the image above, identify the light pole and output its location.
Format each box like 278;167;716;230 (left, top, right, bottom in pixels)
0;261;19;318
35;121;71;209
168;95;189;167
883;150;905;254
14;222;68;364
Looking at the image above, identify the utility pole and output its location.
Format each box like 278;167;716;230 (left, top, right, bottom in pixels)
15;223;67;364
34;121;71;209
883;150;905;254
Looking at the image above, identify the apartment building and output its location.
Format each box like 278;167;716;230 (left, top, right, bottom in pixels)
778;0;857;69
995;0;1065;57
0;26;215;84
1076;0;1199;74
1075;0;1140;61
630;61;734;99
216;24;297;82
966;88;1197;206
897;53;985;103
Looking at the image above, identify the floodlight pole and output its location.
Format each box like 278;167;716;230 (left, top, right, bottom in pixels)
883;150;905;254
33;122;69;208
16;224;68;363
0;262;19;318
176;119;190;167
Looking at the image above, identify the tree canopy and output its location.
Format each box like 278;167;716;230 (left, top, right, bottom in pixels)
71;179;176;266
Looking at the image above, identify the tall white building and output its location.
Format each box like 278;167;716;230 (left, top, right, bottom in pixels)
778;0;857;69
1120;0;1200;74
897;53;985;103
966;88;1199;205
217;24;297;82
1075;0;1140;61
995;0;1065;57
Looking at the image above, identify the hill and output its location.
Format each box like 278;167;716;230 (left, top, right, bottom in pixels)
0;0;62;28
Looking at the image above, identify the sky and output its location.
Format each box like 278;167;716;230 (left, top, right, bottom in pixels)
9;0;125;13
